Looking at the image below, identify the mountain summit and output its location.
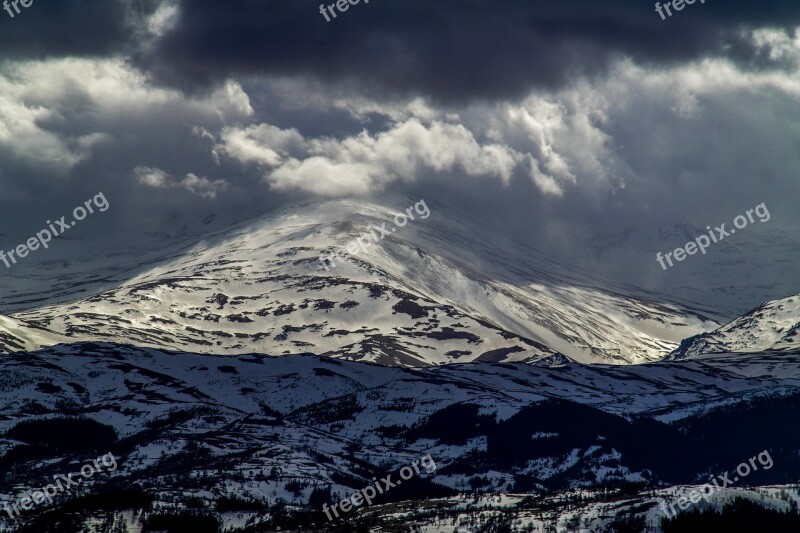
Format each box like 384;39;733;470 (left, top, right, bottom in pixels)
2;198;717;365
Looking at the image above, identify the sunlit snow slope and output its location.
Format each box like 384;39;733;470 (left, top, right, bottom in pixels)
1;197;717;365
669;293;800;360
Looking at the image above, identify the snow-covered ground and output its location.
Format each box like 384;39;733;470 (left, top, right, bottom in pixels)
0;197;720;365
669;293;800;359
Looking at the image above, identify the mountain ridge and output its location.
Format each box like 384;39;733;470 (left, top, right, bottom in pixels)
1;197;719;365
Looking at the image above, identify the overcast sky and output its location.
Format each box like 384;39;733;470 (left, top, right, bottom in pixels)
1;0;798;312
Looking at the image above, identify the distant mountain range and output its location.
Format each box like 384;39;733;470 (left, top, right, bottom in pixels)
1;342;799;531
1;197;798;532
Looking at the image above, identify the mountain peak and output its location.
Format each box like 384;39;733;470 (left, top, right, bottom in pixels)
3;198;717;365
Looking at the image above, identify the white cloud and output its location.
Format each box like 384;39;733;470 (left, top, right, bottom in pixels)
134;166;170;188
146;1;180;39
0;58;252;174
217;123;305;167
134;166;227;198
218;117;523;196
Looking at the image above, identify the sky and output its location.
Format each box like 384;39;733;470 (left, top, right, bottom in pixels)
0;0;799;313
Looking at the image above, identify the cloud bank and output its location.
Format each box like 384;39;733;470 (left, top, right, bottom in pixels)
0;1;799;313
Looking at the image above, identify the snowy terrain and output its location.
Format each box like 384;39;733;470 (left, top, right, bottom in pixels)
0;198;798;532
569;223;800;320
669;294;800;359
1;342;799;531
0;197;718;365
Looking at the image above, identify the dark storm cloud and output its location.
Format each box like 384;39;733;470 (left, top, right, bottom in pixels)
0;0;798;315
134;0;800;102
0;0;161;60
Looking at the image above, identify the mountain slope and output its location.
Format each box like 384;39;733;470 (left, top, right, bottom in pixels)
568;223;800;319
0;314;68;353
2;342;800;532
3;197;717;365
668;294;800;360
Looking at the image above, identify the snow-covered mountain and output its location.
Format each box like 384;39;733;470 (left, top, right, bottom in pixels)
668;293;800;360
568;223;800;320
0;197;717;365
2;342;799;531
0;314;68;353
